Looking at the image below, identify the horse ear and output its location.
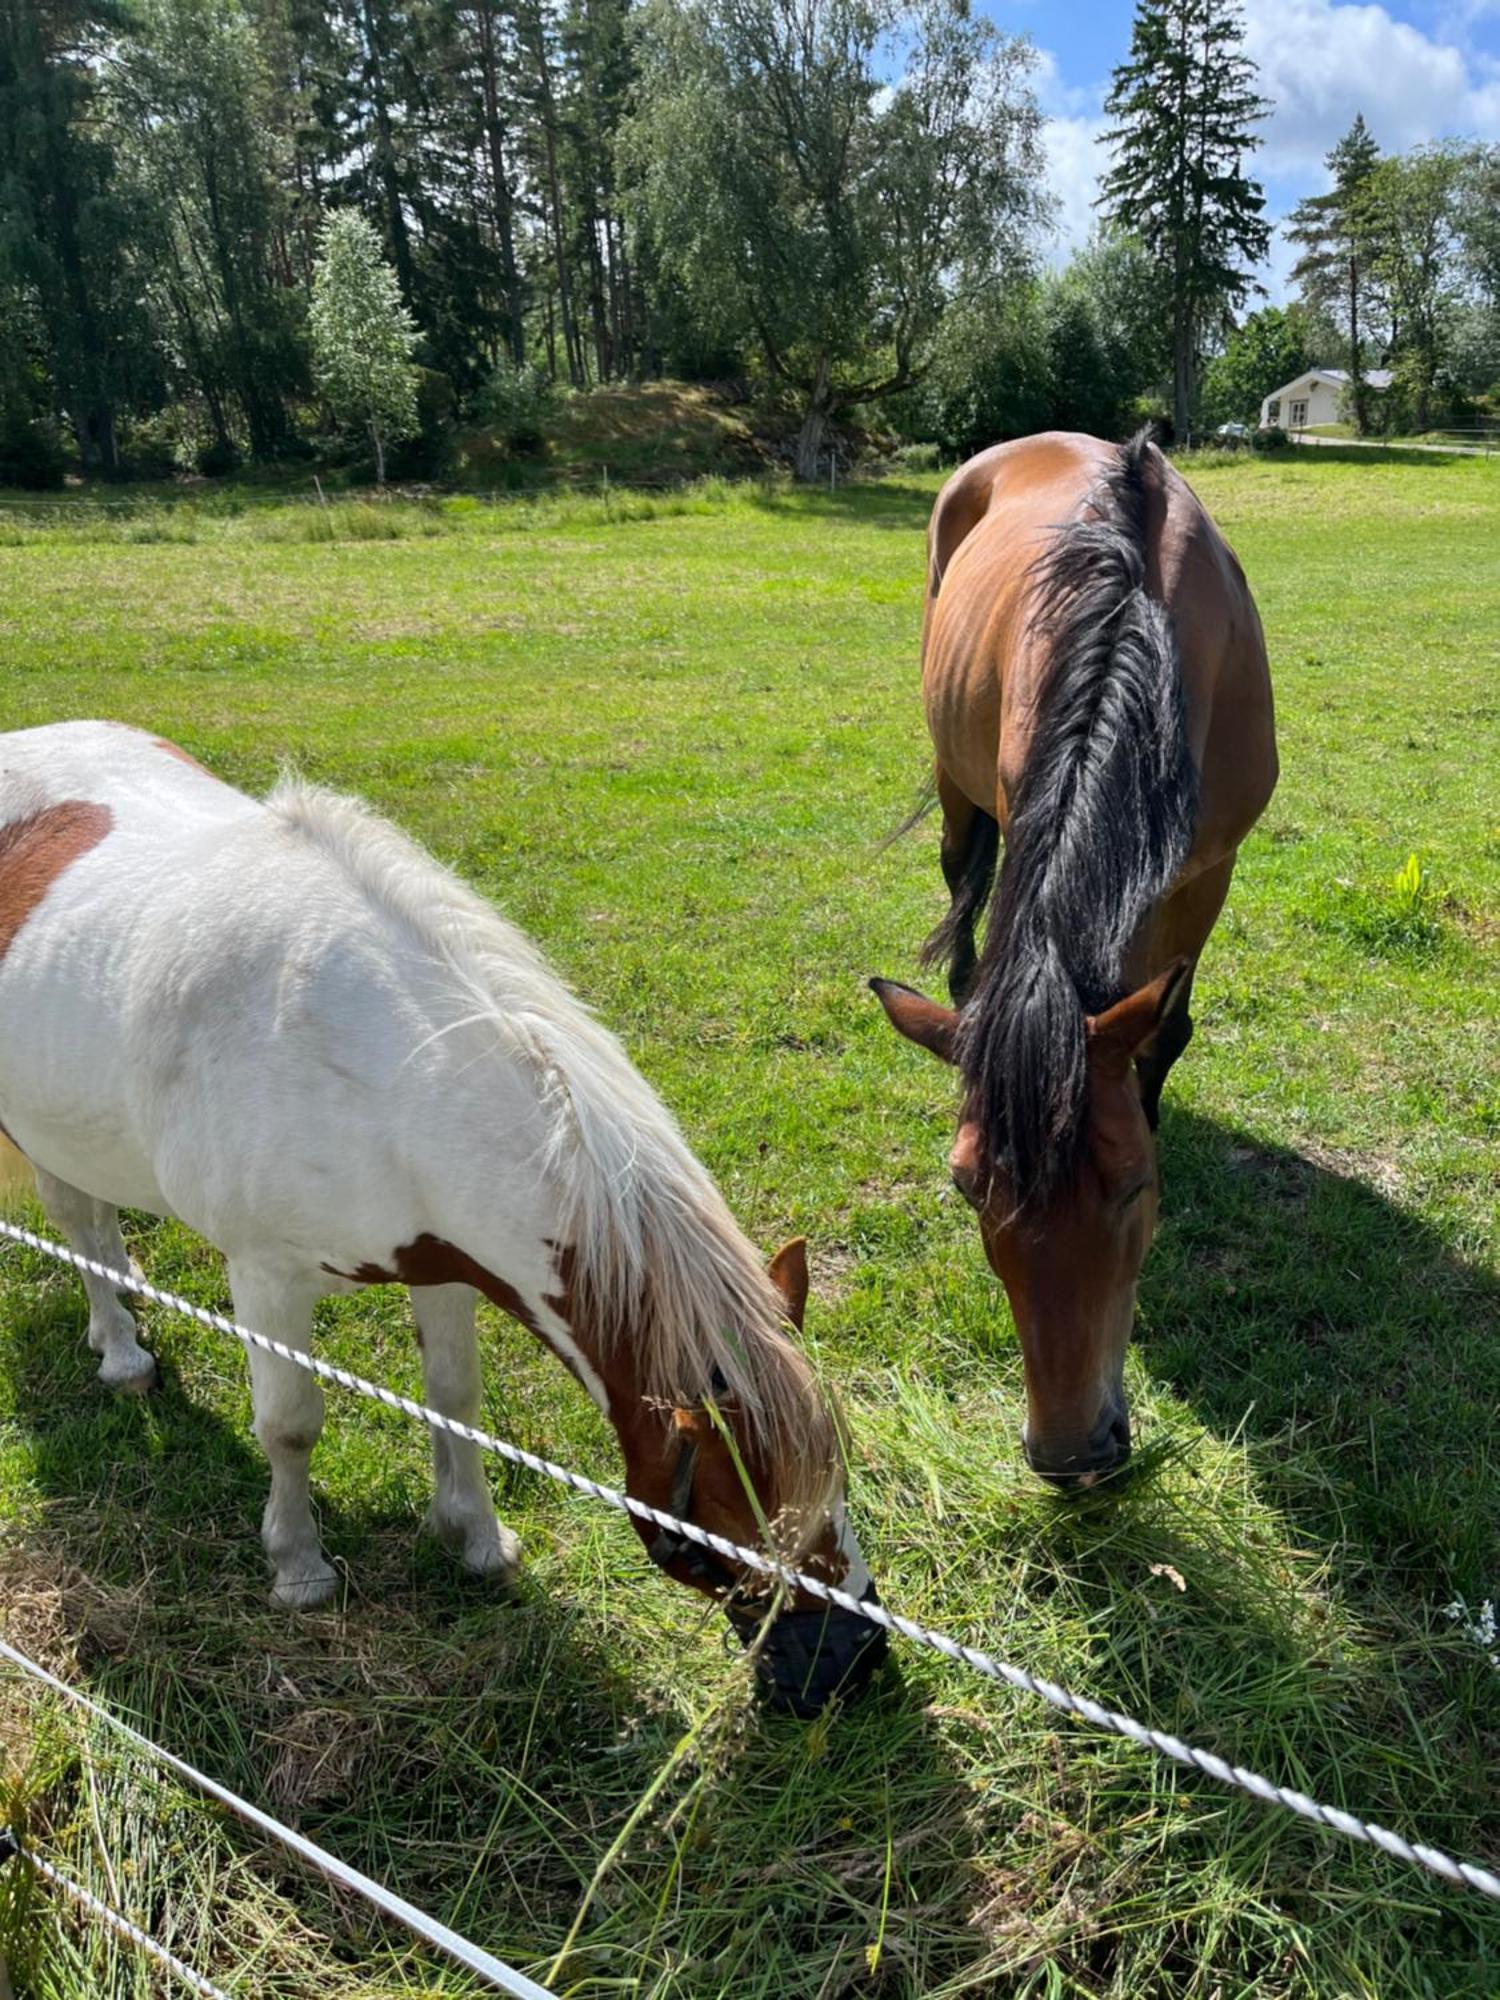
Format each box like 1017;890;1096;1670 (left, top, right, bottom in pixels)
767;1236;809;1332
1087;958;1191;1069
869;978;959;1064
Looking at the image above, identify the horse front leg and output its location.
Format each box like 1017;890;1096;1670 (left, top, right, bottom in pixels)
1134;856;1237;1130
33;1170;156;1394
411;1283;521;1581
1134;973;1195;1133
229;1264;336;1610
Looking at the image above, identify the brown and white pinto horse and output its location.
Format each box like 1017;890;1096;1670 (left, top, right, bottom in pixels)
873;431;1277;1486
0;723;884;1714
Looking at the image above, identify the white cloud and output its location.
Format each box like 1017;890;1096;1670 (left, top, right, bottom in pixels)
1031;0;1500;275
1243;0;1500;176
1039;112;1112;263
1258;220;1303;304
1030;48;1112;263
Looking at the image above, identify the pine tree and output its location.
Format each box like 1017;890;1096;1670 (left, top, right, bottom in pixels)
1286;115;1380;433
1099;0;1268;443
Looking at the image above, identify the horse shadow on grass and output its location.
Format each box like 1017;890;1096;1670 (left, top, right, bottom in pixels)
1085;1105;1499;1982
0;1263;1009;1996
1141;1104;1499;1599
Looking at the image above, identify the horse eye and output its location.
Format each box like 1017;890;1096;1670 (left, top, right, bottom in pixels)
1118;1176;1153;1210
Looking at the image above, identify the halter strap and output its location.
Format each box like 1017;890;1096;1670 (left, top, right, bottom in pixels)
644;1368;742;1591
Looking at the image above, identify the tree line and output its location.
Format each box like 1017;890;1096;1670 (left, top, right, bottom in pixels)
1;0;1496;489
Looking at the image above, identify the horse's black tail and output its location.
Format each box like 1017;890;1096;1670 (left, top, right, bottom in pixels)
958;430;1198;1206
918;806;999;979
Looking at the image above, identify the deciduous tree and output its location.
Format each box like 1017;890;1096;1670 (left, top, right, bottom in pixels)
1198;304;1318;430
310;209;419;481
1361;145;1467;431
621;0;1043;479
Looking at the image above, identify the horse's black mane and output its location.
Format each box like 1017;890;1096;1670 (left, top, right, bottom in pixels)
959;430;1198;1207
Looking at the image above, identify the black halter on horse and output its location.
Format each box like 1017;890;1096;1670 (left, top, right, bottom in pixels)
644;1373;888;1717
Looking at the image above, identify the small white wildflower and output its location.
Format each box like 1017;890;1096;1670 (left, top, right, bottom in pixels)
1443;1595;1500;1670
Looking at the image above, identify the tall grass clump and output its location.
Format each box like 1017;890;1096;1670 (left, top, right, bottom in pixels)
243;498;451;543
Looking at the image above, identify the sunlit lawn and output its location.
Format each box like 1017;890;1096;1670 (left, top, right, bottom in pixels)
0;448;1497;1997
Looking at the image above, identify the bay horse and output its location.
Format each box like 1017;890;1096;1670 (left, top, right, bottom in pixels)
0;721;883;1714
873;431;1276;1487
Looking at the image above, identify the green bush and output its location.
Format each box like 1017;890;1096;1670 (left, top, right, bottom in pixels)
888;440;944;471
1251;424;1290;451
0;413;68;489
474;356;558;455
385;365;456;479
196;437;242;477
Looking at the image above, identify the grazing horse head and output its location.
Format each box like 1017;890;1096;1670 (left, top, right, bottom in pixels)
872;966;1187;1486
560;1231;887;1715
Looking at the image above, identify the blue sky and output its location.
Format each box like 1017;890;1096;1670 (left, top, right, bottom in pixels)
1002;0;1500;294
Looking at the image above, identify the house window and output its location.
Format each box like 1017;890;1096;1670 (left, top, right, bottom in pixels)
1268;398;1280;423
1289;398;1308;429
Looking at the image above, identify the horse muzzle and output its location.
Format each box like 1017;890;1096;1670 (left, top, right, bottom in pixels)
726;1585;890;1718
1024;1395;1132;1490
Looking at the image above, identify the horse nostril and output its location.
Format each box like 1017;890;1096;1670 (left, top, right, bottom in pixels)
1102;1405;1132;1454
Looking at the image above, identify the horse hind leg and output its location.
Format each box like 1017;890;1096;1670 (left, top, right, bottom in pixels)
229;1264;336;1610
32;1169;157;1394
920;770;999;1007
411;1283;520;1581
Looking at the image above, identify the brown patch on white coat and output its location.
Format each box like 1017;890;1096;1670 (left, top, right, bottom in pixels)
0;802;113;965
325;1229;842;1608
153;737;218;777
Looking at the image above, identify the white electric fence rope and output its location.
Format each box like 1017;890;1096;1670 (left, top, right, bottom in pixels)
2;1830;232;1999
4;1216;1499;1909
0;1635;556;1999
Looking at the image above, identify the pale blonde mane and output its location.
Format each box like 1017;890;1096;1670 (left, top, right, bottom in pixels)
267;781;841;1538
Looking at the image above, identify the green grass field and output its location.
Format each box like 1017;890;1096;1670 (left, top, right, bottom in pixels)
0;450;1497;1998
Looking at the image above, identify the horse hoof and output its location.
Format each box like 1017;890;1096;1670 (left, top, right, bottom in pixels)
425;1505;522;1581
270;1567;337;1611
99;1352;157;1395
461;1524;522;1581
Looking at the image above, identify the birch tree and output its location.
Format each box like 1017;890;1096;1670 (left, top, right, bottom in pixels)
310;209;419;483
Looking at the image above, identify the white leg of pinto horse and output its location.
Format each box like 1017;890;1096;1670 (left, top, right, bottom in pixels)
411;1282;520;1581
33;1169;157;1394
229;1263;337;1610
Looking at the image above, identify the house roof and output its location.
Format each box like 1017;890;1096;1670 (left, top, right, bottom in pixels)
1264;367;1395;400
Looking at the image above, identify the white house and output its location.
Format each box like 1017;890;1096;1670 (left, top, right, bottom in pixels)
1259;367;1394;430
